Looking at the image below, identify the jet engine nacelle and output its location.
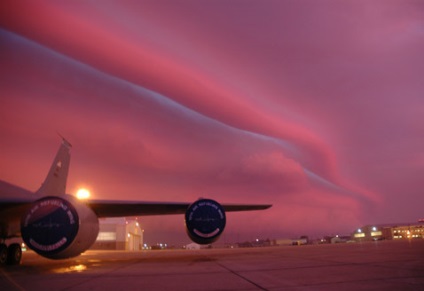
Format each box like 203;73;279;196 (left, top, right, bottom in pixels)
185;199;226;244
21;195;99;259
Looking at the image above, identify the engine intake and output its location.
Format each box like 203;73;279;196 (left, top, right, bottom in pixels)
185;199;226;244
21;195;99;259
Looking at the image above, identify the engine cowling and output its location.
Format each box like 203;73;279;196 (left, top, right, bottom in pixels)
185;199;226;244
21;195;99;259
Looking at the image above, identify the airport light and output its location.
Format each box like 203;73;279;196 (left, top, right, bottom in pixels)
76;188;90;199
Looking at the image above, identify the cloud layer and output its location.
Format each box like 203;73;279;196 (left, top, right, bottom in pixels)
1;1;423;244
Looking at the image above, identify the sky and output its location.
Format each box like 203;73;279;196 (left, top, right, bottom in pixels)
1;1;423;245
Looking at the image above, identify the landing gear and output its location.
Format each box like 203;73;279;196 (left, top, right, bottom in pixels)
0;244;7;264
7;243;22;265
0;243;22;265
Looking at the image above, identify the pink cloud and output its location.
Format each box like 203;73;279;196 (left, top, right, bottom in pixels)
1;1;423;243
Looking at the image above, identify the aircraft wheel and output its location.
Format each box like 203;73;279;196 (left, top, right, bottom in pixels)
7;243;22;265
0;244;7;265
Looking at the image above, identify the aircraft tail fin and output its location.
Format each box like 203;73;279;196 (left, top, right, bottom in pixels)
36;138;72;196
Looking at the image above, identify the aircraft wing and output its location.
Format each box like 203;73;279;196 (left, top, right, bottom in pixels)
0;198;271;218
0;198;33;209
0;197;34;223
0;139;272;265
0;181;35;211
86;199;272;218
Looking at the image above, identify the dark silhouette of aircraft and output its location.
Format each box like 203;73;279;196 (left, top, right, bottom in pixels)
0;138;271;265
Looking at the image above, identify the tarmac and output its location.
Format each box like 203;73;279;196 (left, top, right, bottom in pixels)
1;239;423;290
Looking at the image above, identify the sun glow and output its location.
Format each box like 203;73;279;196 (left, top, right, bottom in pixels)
76;188;90;199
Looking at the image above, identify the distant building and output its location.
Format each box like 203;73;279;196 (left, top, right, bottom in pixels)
271;237;307;246
352;222;424;241
186;243;201;250
330;235;351;244
272;239;293;246
91;217;144;250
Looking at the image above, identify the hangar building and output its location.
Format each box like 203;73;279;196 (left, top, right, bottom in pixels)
91;217;144;250
352;222;424;241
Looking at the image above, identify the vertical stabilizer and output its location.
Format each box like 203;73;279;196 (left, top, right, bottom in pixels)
36;138;72;196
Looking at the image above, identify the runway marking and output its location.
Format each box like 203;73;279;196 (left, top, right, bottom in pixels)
0;268;26;291
215;261;268;291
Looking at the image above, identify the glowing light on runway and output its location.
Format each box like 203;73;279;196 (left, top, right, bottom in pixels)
53;264;87;273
